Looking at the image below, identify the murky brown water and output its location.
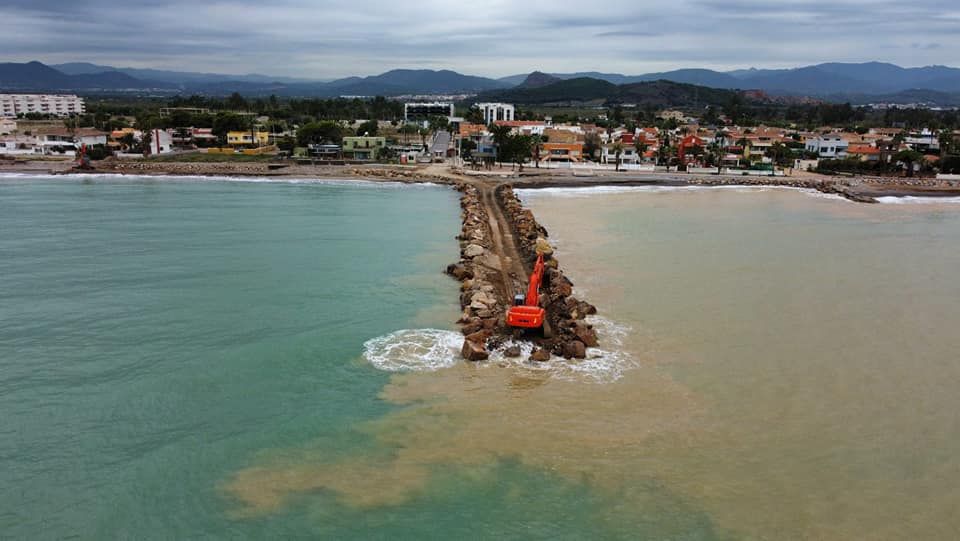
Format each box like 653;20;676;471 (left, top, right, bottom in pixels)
225;186;960;540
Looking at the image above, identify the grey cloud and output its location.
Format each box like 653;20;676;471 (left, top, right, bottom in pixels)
1;0;958;77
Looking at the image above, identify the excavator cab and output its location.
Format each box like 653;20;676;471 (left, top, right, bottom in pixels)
506;253;547;329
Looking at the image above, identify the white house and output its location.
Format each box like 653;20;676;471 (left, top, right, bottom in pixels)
0;136;42;156
148;129;174;155
805;134;849;159
476;103;515;125
32;128;107;154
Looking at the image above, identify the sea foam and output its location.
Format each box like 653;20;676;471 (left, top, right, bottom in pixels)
362;316;638;384
876;195;960;205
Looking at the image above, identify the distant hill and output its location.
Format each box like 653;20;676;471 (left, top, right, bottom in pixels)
324;69;510;94
6;60;960;105
0;62;509;96
53;62;319;85
517;71;563;89
476;77;739;108
500;63;960;102
0;61;170;91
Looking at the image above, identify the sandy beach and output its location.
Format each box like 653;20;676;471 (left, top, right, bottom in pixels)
2;157;959;202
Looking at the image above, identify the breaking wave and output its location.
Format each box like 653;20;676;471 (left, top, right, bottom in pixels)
516;184;849;202
876;196;960;205
362;316;638;384
363;329;464;372
0;172;440;189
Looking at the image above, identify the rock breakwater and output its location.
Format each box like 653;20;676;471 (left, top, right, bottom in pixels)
445;182;599;363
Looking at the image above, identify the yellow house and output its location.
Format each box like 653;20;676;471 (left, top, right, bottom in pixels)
227;131;269;146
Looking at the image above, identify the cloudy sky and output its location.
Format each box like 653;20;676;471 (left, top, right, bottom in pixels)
3;0;959;78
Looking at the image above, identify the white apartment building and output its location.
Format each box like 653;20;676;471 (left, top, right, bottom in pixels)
805;134;849;159
0;94;86;118
476;103;515;125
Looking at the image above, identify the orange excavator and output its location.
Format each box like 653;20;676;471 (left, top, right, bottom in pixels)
506;253;546;329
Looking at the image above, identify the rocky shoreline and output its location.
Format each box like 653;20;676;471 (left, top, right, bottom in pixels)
445;183;598;363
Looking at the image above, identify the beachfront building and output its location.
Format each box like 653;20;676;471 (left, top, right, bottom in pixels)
476;103;515;125
0;94;85;118
403;102;454;122
0;118;15;135
0;136;42;156
539;129;584;163
847;145;882;162
32;127;107;154
493;120;547;136
600;133;640;165
342;136;386;160
805;134;849;159
227;131;270;147
677;135;708;165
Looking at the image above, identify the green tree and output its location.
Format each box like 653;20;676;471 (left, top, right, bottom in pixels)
465;108;484;125
938;129;955;157
296;121;344;146
227;92;248;111
489;123;512;166
765;142;792;167
894;149;923;177
502;134;535;171
355;119;379;137
634;139;649;163
212;113;252;143
428;116;450;134
583;132;602;162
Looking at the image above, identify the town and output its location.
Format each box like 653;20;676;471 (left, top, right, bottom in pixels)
1;92;959;182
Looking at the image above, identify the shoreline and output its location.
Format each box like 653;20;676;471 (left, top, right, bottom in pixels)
2;159;960;202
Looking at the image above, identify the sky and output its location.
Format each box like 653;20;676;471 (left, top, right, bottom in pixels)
3;0;959;79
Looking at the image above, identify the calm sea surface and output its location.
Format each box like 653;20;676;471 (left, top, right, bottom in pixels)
3;177;960;540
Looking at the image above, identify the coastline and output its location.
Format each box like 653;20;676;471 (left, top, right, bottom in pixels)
2;159;960;202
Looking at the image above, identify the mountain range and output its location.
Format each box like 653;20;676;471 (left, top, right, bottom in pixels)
499;62;960;96
476;78;742;108
1;60;960;105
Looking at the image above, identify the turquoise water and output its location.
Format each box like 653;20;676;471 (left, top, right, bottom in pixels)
3;177;716;540
16;177;959;540
0;176;466;538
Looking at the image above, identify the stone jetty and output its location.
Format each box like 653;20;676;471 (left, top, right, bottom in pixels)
446;182;599;363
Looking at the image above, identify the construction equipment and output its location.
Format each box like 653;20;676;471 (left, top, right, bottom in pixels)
506;253;546;329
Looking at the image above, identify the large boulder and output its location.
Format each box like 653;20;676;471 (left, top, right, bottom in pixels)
470;291;495;309
463;244;485;258
529;347;551;362
461;339;489;361
535;237;554;256
561;340;587;359
572;321;599;347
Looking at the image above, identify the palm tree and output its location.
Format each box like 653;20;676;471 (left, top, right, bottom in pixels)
612;141;624;171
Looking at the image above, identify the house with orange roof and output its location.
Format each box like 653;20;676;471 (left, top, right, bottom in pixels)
847;144;881;162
